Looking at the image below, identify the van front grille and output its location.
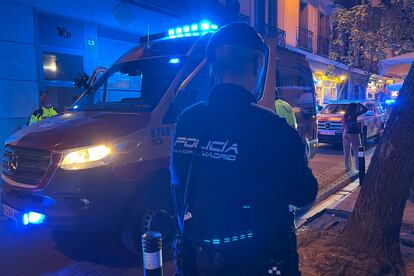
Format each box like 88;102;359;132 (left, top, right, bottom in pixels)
2;146;51;186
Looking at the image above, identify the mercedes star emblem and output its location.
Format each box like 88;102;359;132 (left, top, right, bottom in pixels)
8;154;18;174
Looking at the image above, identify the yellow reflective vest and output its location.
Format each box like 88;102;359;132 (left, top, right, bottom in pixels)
275;99;297;129
29;107;58;125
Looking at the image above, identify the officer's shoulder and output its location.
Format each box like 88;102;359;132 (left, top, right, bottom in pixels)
251;103;298;134
250;103;286;124
177;101;208;121
32;108;43;117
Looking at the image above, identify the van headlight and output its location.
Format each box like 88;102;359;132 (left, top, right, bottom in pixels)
59;145;112;170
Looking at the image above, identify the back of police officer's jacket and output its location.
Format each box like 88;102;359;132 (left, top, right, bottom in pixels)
170;84;318;254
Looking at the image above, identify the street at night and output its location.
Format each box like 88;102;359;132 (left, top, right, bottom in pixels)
0;144;374;275
0;0;413;275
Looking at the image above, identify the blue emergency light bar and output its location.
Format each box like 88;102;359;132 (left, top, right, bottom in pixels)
167;20;218;39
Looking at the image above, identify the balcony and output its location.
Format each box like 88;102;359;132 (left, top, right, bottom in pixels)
317;35;330;57
297;26;314;52
263;24;287;48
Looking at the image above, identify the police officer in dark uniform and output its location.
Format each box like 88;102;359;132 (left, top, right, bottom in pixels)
170;23;318;275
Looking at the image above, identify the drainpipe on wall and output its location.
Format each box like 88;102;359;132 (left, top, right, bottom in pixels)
255;0;265;34
268;0;277;29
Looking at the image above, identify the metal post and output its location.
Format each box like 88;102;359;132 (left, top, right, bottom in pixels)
142;231;163;276
358;146;365;185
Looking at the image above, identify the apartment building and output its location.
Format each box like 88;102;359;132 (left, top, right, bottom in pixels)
238;0;370;105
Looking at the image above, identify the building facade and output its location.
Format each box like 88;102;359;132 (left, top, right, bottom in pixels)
0;0;185;156
236;0;375;105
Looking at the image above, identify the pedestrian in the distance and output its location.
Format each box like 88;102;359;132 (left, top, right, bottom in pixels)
170;23;318;276
342;102;368;172
29;93;58;125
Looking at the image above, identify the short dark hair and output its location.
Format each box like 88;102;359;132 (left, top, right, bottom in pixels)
213;45;263;77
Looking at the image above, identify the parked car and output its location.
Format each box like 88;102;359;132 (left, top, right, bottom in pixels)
317;100;385;145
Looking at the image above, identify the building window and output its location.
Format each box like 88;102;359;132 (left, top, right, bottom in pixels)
43;52;84;81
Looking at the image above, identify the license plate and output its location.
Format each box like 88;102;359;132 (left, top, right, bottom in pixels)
2;204;20;221
319;130;336;135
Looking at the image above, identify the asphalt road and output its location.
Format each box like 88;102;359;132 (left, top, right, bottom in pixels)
0;142;376;276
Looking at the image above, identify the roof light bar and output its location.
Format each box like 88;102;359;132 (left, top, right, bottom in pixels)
167;20;218;39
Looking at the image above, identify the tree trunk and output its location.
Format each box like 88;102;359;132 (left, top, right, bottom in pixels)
341;63;414;269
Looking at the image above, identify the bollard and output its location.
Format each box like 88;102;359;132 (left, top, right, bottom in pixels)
358;146;365;185
142;231;163;276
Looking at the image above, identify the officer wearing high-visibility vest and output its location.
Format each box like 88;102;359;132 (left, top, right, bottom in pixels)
274;88;297;129
29;93;58;125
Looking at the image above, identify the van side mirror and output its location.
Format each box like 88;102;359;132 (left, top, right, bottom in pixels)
73;73;90;89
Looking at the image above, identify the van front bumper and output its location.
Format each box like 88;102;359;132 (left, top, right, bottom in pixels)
1;166;134;231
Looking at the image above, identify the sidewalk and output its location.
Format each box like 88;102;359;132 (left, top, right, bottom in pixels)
299;178;414;226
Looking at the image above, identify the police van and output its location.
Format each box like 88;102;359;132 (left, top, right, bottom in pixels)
1;21;315;254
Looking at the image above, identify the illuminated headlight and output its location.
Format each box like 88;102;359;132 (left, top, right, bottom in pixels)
59;145;112;170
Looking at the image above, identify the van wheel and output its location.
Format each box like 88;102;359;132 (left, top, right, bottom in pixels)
120;191;176;255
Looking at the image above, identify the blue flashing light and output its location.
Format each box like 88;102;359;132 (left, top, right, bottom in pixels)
385;99;392;104
242;205;251;209
204;239;211;243
165;20;218;40
200;21;210;30
22;212;45;225
212;239;220;245
169;58;180;64
224;238;230;243
391;99;396;103
166;20;218;40
73;105;79;109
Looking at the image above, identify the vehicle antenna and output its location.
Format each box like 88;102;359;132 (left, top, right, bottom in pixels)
146;24;150;48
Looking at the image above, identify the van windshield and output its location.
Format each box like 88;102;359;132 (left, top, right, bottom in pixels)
72;56;184;112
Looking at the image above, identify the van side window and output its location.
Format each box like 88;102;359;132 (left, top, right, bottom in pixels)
164;65;213;123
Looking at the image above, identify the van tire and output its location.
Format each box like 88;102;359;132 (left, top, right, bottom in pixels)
120;189;176;255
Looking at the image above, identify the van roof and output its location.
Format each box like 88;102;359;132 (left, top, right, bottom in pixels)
116;35;210;64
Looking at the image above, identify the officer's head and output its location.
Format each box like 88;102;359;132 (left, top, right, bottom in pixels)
40;93;52;108
207;23;268;99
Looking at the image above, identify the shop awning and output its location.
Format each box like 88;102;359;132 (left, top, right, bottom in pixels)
380;52;414;77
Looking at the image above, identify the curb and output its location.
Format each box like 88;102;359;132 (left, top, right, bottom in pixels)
296;178;360;228
296;172;358;219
